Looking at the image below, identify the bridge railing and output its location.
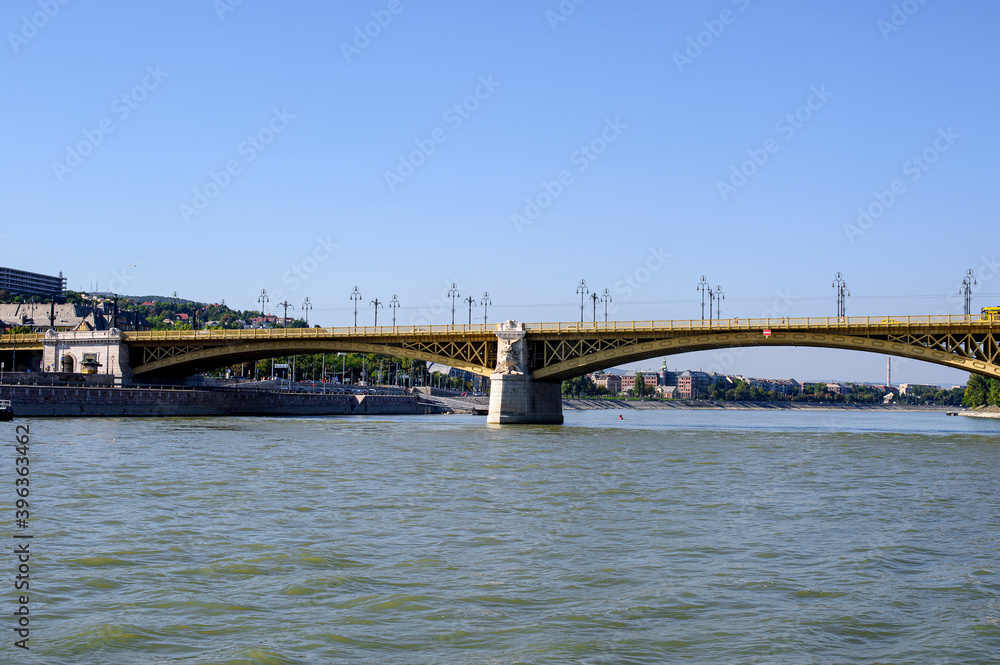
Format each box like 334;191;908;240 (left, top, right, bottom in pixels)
0;333;45;346
592;313;993;329
18;312;987;345
122;323;500;342
523;314;993;332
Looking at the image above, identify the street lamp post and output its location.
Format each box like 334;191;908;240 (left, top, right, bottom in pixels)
277;300;294;327
600;289;612;322
258;289;269;326
697;276;709;320
302;297;312;326
350;286;362;327
714;285;725;320
464;295;476;325
447;283;460;325
576;279;589;323
480;292;492;326
961;269;976;317
370;298;383;327
832;273;849;318
389;294;400;326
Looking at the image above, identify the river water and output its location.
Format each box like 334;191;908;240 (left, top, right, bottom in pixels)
8;410;1000;664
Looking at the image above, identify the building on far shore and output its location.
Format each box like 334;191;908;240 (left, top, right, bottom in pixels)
593;373;621;393
620;370;659;393
898;382;940;396
0;303;150;332
0;266;66;298
677;370;713;398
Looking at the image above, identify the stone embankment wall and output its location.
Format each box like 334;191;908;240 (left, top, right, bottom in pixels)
562;399;956;411
961;405;1000;419
2;385;435;417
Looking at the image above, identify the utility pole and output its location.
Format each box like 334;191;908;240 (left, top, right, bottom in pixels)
447;283;460;325
370;298;383;326
302;297;312;326
464;295;476;325
480;292;492;326
961;269;976;317
832;273;849;318
277;300;294;327
600;289;612;322
590;292;599;322
576;279;589;323
697;276;710;320
713;285;725;320
258;289;269;326
389;294;400;326
350;286;362;327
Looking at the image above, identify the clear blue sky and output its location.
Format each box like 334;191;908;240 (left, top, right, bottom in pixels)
3;0;998;384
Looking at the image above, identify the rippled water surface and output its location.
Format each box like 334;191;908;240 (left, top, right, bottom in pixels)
10;410;1000;663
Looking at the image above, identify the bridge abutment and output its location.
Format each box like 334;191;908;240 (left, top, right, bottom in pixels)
42;330;132;384
486;321;563;425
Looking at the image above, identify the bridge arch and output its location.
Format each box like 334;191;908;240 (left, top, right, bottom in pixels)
131;339;495;378
531;330;1000;383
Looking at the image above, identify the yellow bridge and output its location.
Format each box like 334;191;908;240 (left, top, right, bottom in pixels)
3;314;997;380
3;314;997;423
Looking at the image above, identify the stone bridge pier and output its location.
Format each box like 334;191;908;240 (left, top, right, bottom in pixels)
487;321;563;425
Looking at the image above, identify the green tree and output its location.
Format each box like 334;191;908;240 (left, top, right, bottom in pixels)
732;380;752;401
633;371;647;397
562;375;597;397
989;379;1000;406
964;375;989;407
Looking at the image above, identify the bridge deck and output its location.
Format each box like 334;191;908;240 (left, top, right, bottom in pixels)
1;314;994;350
3;315;997;382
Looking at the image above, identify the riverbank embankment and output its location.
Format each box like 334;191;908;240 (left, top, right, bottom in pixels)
2;384;440;417
562;399;957;412
960;405;1000;419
